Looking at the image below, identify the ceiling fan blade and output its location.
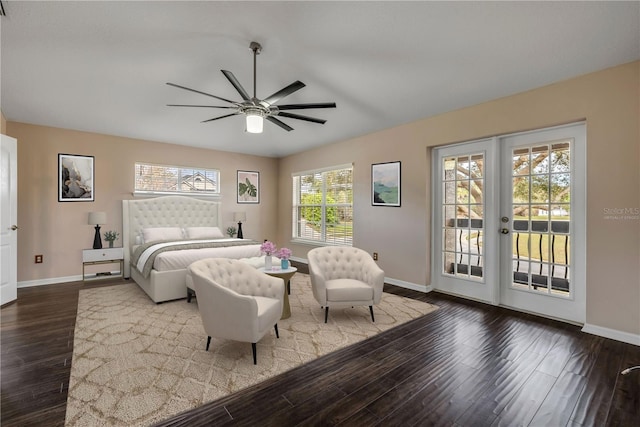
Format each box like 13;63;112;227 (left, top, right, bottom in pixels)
166;82;237;104
221;70;251;101
276;111;327;124
266;116;294;132
262;81;306;106
201;112;239;123
167;104;235;109
276;102;337;110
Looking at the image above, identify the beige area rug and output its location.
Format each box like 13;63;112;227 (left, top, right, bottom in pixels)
65;274;438;426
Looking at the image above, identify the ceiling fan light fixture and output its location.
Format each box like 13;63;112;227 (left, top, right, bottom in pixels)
246;111;264;133
167;40;336;133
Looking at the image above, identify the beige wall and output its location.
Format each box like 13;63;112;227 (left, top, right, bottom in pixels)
7;61;639;336
1;110;6;134
278;61;640;335
7;123;279;283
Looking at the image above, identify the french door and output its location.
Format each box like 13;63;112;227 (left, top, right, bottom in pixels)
499;124;586;323
432;139;499;304
432;123;586;323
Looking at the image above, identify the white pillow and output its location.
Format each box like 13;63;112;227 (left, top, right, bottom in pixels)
142;227;184;243
185;226;224;239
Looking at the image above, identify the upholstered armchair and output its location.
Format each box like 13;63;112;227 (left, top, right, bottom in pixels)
307;246;385;323
187;258;284;364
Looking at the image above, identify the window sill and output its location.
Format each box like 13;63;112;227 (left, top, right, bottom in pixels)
290;238;352;247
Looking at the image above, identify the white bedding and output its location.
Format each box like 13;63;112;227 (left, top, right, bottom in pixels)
133;238;263;277
150;241;262;272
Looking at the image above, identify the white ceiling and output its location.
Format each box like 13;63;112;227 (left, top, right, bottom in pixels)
1;1;639;158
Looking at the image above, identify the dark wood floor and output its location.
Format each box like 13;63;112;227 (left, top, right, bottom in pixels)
2;266;639;426
0;278;118;426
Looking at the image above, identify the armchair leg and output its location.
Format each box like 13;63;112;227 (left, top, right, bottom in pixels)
252;343;257;365
274;323;279;338
369;306;375;322
206;336;211;351
325;307;329;323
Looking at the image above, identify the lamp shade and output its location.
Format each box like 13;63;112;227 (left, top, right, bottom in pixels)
234;212;247;222
88;211;107;225
246;114;263;133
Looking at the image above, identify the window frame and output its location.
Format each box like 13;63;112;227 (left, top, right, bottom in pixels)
292;163;353;246
134;162;221;198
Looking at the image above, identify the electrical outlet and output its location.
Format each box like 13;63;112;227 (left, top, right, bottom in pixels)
373;252;378;261
35;254;43;264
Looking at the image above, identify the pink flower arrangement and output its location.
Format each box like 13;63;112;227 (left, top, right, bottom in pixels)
260;240;277;256
276;247;292;260
260;241;292;260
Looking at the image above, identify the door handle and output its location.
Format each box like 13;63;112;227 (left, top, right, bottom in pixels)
501;228;510;234
10;225;19;231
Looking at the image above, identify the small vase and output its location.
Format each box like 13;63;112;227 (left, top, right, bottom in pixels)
281;259;289;269
108;241;114;248
265;255;272;270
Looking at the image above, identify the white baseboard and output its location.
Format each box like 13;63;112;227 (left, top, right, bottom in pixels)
290;256;430;293
385;277;431;293
582;323;640;346
18;274;82;288
18;270;122;288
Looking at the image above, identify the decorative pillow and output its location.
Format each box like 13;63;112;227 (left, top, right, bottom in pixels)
184;226;225;239
142;227;184;243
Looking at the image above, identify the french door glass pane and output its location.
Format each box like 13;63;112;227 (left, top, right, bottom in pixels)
510;140;572;296
441;153;484;280
532;145;549;174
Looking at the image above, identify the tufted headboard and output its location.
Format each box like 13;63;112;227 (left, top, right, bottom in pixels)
122;196;222;277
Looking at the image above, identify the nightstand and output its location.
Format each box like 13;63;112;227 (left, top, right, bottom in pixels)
82;247;124;281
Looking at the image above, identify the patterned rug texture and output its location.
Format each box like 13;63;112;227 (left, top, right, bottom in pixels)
65;274;437;426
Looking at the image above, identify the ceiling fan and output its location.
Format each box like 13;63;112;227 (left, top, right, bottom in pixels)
166;41;336;133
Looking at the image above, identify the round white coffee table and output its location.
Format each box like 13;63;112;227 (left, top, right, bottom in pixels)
258;266;297;319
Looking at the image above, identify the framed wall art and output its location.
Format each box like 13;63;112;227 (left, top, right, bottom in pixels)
371;161;401;207
237;170;259;204
58;153;95;202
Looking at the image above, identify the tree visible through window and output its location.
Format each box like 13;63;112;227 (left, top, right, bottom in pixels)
135;163;219;195
292;165;353;245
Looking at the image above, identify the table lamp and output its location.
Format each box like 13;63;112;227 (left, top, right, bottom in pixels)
234;212;246;239
88;211;107;249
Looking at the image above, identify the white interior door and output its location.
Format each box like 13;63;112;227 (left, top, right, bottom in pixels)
499;123;586;323
1;134;18;306
432;123;586;324
432;139;499;304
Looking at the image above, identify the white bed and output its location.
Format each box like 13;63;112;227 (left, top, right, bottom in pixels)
123;196;262;303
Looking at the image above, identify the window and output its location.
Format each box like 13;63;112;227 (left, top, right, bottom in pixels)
134;163;220;196
292;164;353;245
